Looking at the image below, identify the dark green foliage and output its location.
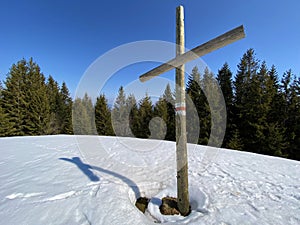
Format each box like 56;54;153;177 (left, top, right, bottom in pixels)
136;94;153;138
72;94;95;135
2;60;28;136
23;61;50;135
46;76;61;134
227;129;244;150
111;86;128;137
59;82;73;134
217;63;234;148
2;58;50;136
186;67;201;144
202;67;224;147
126;94;139;137
1;52;300;161
232;50;288;157
95;94;114;136
279;71;300;160
186;66;211;145
153;84;175;141
1;58;73;137
0;81;12;136
163;84;176;141
153;95;169;140
46;78;73;135
233;49;259;151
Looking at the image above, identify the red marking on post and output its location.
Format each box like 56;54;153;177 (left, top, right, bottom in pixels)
175;107;186;111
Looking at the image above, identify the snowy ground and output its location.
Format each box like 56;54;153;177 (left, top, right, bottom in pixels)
0;135;299;224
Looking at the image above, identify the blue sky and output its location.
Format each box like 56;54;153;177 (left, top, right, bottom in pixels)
0;0;299;101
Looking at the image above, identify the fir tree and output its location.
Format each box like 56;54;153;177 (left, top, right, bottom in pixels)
112;86;127;136
258;63;286;156
0;81;11;136
22;58;50;135
267;65;284;124
203;67;223;147
186;66;205;144
227;129;244;150
162;84;175;141
153;96;168;140
2;60;27;135
2;58;50;136
95;94;114;136
72;94;95;135
72;97;92;135
217;63;234;147
126;94;139;137
280;71;300;160
46;76;61;134
0;81;2;97
233;49;259;151
137;94;153;138
59;82;73;134
83;93;96;135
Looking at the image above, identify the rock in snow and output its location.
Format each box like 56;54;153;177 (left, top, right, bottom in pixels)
0;135;299;224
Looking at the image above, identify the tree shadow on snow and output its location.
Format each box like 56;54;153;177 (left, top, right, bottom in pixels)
59;157;141;199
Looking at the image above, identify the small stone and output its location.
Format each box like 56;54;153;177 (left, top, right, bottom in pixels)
159;196;180;215
135;197;150;213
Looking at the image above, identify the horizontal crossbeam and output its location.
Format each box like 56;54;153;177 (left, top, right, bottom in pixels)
139;25;245;82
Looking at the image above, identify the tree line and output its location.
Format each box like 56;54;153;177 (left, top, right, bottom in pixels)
0;50;299;161
0;58;73;136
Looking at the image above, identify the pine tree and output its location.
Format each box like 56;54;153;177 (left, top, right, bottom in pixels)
95;94;114;136
227;129;244;150
0;81;2;97
203;67;224;147
267;65;284;124
186;66;204;144
59;82;73;134
280;71;300;160
72;97;92;135
0;81;11;136
137;94;153;138
162;84;175;141
126;94;139;137
22;58;50;135
46;78;73;135
258;63;286;156
217;63;234;147
292;76;300;160
233;49;259;151
72;94;95;135
46;76;61;134
112;86;128;136
264;123;287;157
2;60;27;136
2;58;50;136
0;101;6;136
83;93;96;135
153;96;168;140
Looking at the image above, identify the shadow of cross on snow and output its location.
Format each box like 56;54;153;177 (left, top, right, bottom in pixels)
59;157;100;182
59;157;141;199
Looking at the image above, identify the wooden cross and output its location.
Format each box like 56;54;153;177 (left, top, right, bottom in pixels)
139;5;245;216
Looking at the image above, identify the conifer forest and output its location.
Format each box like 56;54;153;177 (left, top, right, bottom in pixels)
1;49;299;161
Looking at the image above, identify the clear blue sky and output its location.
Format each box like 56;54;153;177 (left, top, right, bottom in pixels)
0;0;299;100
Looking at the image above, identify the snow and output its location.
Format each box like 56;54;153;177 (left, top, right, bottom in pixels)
0;135;299;224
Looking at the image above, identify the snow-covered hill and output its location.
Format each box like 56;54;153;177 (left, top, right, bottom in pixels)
0;135;299;224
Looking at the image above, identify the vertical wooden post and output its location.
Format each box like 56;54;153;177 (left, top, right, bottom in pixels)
175;5;190;216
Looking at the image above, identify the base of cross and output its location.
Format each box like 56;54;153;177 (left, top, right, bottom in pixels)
160;196;191;216
135;196;191;217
